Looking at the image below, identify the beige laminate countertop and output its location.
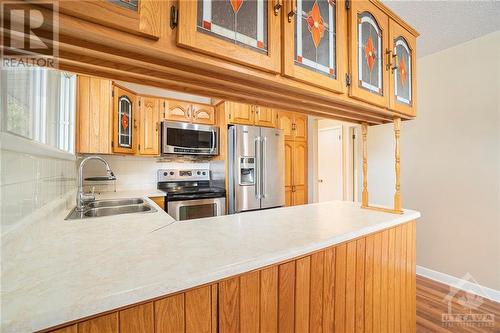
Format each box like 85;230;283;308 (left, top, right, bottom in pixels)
1;190;420;333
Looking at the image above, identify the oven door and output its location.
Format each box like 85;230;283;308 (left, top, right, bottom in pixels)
167;197;225;221
162;121;219;155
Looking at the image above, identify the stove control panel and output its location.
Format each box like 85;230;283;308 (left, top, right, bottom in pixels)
158;169;210;182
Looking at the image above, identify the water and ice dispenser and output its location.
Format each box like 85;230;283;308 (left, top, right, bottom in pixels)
239;157;255;185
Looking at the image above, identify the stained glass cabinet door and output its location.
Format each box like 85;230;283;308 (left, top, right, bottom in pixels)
54;0;161;39
389;20;416;116
283;0;346;93
178;0;281;73
113;85;138;154
348;1;389;107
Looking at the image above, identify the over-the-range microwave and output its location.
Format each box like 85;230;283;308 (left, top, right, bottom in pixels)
161;121;219;156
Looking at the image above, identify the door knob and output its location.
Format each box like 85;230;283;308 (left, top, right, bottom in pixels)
318;179;324;183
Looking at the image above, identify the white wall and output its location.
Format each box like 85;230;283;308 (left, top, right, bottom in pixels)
359;31;500;290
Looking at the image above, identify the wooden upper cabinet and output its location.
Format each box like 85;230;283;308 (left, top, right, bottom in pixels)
227;102;254;125
138;96;160;155
192;103;216;125
277;111;294;140
282;0;346;93
277;111;307;141
177;0;281;73
389;21;416;116
164;100;216;125
293;114;308;142
76;75;112;154
164;99;192;122
254;106;277;127
55;0;162;39
348;1;390;108
112;85;138;154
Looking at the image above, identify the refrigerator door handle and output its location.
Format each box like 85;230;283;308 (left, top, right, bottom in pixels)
254;136;261;199
262;137;267;198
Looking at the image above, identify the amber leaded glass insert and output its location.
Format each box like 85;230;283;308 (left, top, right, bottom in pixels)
358;12;382;94
394;37;412;105
197;0;268;54
295;0;337;78
118;96;132;148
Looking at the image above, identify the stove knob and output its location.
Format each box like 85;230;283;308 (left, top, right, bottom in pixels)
197;171;201;175
202;171;206;175
169;171;174;176
163;172;168;176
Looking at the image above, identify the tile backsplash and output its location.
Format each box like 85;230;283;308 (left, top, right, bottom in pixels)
81;155;210;193
0;149;77;231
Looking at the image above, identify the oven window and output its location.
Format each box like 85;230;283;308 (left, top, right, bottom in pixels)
179;203;216;220
167;128;214;149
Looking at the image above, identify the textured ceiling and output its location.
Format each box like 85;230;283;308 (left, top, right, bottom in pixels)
382;0;500;57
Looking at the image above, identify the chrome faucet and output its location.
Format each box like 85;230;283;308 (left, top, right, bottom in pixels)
76;156;115;211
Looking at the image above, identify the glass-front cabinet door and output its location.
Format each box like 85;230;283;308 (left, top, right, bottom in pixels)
55;0;161;39
113;85;137;154
389;21;416;116
178;0;281;73
283;0;345;93
348;1;389;107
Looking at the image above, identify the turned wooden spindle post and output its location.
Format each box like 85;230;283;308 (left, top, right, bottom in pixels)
394;117;402;212
361;122;368;208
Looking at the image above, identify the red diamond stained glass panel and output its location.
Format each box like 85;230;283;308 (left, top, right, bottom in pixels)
399;56;407;86
364;35;376;72
121;113;129;131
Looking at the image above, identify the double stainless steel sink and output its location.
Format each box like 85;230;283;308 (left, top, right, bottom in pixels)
65;198;157;220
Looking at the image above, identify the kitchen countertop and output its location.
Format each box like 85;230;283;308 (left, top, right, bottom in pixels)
1;190;420;333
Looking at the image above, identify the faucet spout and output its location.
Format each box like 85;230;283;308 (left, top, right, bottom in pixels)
76;156;115;212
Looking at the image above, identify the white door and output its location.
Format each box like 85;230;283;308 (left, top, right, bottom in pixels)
318;127;343;202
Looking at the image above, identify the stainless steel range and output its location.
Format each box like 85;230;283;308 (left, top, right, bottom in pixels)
157;168;226;221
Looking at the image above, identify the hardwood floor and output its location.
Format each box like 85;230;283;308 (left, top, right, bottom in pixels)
417;275;500;333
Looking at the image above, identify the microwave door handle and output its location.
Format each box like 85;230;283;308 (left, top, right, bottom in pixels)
262;137;267;199
211;130;215;153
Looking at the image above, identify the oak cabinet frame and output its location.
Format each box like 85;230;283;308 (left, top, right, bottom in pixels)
177;0;282;73
282;0;347;94
388;21;417;117
348;0;390;108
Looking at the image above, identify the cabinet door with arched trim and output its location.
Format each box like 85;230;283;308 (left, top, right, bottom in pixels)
113;85;137;154
282;0;346;93
389;20;416;116
348;1;389;107
192;103;215;125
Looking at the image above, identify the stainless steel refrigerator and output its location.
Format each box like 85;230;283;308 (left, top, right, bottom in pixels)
228;125;285;214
